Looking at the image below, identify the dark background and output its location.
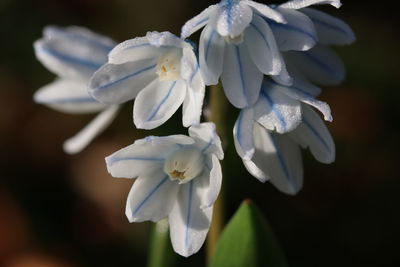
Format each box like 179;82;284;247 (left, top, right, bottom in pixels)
0;0;399;266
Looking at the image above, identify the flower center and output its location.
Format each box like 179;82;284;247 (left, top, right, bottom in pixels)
163;146;205;184
156;49;182;81
224;33;244;44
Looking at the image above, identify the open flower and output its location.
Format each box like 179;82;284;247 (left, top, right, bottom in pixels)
181;0;341;108
89;31;205;130
105;123;223;257
34;26;119;154
234;104;335;195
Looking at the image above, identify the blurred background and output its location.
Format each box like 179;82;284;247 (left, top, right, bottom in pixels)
0;0;399;266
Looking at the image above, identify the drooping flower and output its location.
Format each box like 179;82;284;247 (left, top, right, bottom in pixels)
181;0;342;108
234;103;335;195
105;123;223;257
34;26;120;154
89;31;205;130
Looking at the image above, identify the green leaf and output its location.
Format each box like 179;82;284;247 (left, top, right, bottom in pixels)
147;220;178;267
209;200;289;267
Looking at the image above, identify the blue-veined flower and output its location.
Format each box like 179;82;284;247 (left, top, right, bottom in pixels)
181;0;342;108
234;103;335;195
89;31;204;130
34;26;120;154
105;123;223;257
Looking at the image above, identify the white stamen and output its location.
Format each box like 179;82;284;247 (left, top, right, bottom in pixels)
156;49;182;81
163;146;204;184
225;33;244;44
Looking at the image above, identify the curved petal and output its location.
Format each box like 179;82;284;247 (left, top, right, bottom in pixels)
212;1;253;37
289;104;335;163
285;45;345;86
169;180;213;257
264;79;332;121
181;4;218;38
189;123;224;160
268;7;317;51
201;154;222;209
126;169;179;223
199;25;225;85
250;124;303;195
63;105;120;154
35;26;115;80
270;59;293;86
254;80;301;133
280;0;341;9
233;108;255;160
108;37;162;64
301;8;355;45
245;15;282;75
221;43;263;108
133;79;186;129
88;59;158;104
244;0;286;23
146;31;183;48
34;79;106;114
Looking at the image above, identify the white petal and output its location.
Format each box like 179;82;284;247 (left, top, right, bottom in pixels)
34;79;106;114
63;105;120;154
146;31;183;48
88;59;157;104
280;0;341;9
212;1;253;37
35;26;115;80
250;123;303;195
254;80;301;133
134;79;186;129
199;25;225;85
233;108;255;160
221;43;263;108
126;169;179;222
263;79;332;121
201;154;222;209
182;84;205;127
169;180;213;257
181;47;204;90
181;4;218;38
106;136;190;179
269;7;317;51
245;14;282;75
189;123;224;160
108;37;162;64
285;45;345;85
244;0;286;23
270;60;293;86
301;8;355;45
289;104;335;163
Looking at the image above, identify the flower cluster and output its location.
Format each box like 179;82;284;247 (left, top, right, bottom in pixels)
34;0;354;257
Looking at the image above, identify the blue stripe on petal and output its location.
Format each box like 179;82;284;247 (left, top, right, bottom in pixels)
266;18;317;43
260;89;287;132
39;47;103;70
311;17;349;36
146;81;177;122
185;181;194;248
132;175;169;216
205;30;217;61
302;118;330;152
270;133;292;183
106;156;165;167
235;111;245;148
302;51;342;78
265;79;314;98
40;96;98;104
189;64;200;84
234;45;249;105
96;64;156;90
124;42;151;50
249;22;269;48
194;17;209;28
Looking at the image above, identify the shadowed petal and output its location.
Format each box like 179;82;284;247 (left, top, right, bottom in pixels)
233;108;255;160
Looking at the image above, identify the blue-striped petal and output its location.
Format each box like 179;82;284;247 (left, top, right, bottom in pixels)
254;79;301;133
245;0;286;23
233;108;255;160
34;78;106;114
280;0;341;9
181;4;218;38
221;43;263;108
301;7;355;45
199;25;225;85
88;59;158;104
169;180;213;257
189;122;224;160
126;169;179;223
289;104;335;163
133;79;186;129
108;37;162;64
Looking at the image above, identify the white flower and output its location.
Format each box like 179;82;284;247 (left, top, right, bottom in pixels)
234;104;335;195
89;31;205;130
34;26;120;154
181;0;341;108
105;123;223;257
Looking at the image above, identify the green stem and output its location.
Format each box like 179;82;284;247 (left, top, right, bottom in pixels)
206;83;229;261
